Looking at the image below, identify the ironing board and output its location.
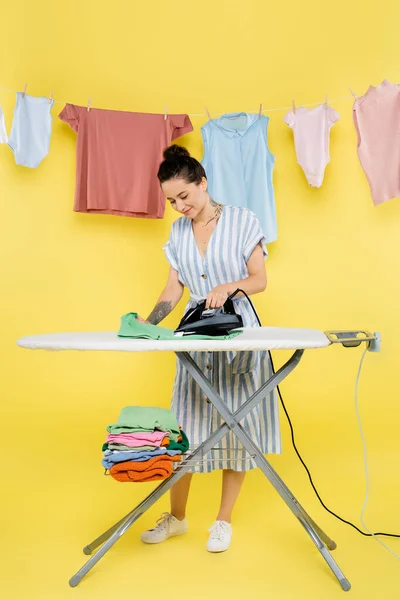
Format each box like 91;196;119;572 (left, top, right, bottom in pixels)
17;326;376;591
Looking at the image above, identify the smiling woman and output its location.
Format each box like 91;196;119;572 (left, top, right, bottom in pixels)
137;144;279;554
158;145;215;222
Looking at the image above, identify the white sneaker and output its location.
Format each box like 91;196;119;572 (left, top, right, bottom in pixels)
206;520;232;552
140;512;188;544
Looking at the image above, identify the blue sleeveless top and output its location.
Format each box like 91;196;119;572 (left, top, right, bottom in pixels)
201;113;277;244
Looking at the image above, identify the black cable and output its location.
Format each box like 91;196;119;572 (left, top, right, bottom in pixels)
269;351;400;538
233;287;400;539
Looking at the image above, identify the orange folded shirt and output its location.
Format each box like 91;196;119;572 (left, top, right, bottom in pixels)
109;455;181;483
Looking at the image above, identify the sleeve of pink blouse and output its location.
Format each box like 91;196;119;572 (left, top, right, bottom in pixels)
170;114;193;141
58;104;81;133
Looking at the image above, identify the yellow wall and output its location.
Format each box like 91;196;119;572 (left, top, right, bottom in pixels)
1;1;399;598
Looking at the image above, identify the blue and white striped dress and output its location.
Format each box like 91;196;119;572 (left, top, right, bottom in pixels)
163;205;281;472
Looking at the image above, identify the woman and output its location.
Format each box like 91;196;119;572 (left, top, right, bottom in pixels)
139;145;281;552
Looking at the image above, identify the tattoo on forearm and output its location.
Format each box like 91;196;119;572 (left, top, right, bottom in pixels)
146;301;173;325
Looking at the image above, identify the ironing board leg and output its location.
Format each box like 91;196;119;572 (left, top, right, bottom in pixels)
81;478;178;556
69;471;186;587
177;350;351;591
238;434;350;591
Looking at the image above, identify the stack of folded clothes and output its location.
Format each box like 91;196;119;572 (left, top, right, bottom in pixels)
102;406;189;483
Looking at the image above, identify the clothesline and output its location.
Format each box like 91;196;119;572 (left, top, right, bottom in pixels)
190;96;354;116
0;84;355;116
189;95;354;116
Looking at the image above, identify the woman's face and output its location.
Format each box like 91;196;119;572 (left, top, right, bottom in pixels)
162;177;208;219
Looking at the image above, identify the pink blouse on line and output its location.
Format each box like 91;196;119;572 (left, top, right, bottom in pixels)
353;80;400;206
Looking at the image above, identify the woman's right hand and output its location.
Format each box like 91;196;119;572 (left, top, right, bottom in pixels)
136;315;150;324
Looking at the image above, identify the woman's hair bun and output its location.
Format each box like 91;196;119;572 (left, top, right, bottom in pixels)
163;145;190;160
158;144;206;185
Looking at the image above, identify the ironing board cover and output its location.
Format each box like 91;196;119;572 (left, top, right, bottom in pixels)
17;327;330;352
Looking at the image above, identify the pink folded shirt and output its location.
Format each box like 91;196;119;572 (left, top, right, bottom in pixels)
106;431;169;447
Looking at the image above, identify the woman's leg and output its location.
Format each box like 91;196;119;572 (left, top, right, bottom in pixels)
140;474;192;543
216;469;246;523
170;473;193;520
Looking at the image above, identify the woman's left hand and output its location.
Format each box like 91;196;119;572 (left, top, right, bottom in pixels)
205;284;231;309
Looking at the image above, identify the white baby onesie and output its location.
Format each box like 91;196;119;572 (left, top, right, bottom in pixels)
284;104;340;188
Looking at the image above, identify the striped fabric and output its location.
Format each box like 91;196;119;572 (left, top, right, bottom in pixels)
163;205;281;472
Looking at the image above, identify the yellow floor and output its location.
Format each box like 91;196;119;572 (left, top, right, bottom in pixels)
3;443;399;600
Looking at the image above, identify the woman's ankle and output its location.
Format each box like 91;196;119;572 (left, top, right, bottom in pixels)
216;513;231;523
171;512;186;521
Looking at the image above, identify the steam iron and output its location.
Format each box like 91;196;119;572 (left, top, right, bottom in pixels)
174;291;243;337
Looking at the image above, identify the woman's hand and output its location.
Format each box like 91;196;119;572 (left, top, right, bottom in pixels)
136;315;150;324
205;284;231;309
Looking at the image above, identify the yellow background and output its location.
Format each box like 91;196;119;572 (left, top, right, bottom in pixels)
1;1;399;598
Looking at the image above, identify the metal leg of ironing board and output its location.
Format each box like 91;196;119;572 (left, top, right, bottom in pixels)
69;348;304;587
177;350;351;592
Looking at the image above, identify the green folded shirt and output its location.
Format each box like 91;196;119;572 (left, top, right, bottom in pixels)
107;406;181;442
118;312;242;341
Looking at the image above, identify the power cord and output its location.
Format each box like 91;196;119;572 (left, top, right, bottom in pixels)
269;349;400;546
230;288;400;550
353;348;400;558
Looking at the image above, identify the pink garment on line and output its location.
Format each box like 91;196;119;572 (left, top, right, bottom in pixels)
284;104;339;188
58;105;193;218
353;80;400;206
106;431;169;447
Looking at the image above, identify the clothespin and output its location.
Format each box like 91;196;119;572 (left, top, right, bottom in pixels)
22;83;27;98
49;90;53;104
349;88;358;100
205;107;211;121
164;105;168;121
87;97;92;112
324;94;328;110
292;99;296;114
259;103;263;118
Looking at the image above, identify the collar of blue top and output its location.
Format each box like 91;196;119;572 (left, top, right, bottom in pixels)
209;113;261;138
